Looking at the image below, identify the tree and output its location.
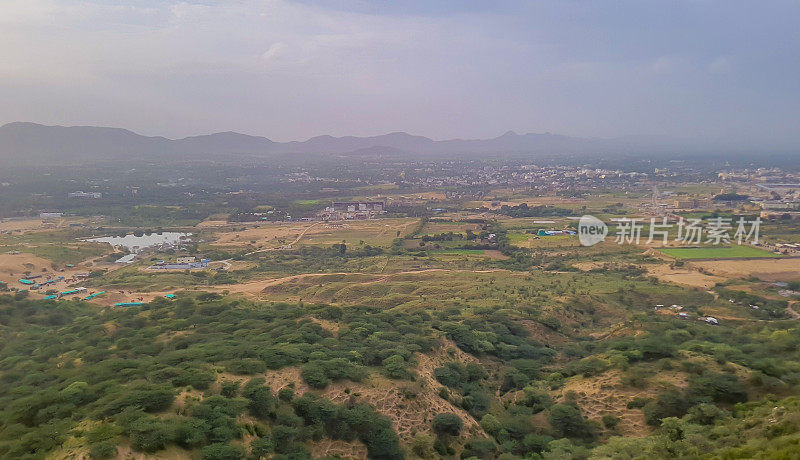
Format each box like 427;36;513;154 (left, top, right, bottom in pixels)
548;404;594;440
272;425;300;452
89;441;117;459
301;363;331;388
61;381;93;405
278;386;294;402
411;434;434;457
522;433;553;454
129;418;171;453
241;378;276;419
659;417;685;442
250;435;274;459
463;437;497;458
642;390;690;426
602;414;620;430
171;368;216;390
688;373;748;404
432;413;463;436
200;443;244;460
686;403;729;425
220;381;240;398
382;355;407;379
174;418;208;448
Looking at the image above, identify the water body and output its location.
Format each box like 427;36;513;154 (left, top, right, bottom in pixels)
84;232;191;253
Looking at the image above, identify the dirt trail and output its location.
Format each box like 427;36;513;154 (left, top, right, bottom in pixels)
786;302;800;319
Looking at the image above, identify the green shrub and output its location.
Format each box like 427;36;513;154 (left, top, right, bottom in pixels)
548;404;594;440
241;378;276;419
89;441;117;459
200;443;244;460
129;418;171;453
382;354;408;379
601;414;620;429
432;413;463;436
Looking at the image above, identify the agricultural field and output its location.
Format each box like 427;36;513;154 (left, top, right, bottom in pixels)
2;191;800;460
659;245;780;260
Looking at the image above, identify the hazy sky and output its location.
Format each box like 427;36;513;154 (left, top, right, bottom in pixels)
1;0;799;145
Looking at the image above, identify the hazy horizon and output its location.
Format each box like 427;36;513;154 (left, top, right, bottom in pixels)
2;0;799;148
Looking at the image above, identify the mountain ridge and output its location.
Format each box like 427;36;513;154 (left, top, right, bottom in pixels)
0;121;749;164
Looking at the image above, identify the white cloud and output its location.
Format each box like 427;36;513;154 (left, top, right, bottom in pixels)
261;42;288;64
648;55;686;75
709;56;732;74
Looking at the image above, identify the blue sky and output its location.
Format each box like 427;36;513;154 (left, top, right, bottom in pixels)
0;0;798;147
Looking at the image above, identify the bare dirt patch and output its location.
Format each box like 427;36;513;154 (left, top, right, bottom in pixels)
690;258;800;282
210;222;316;247
646;264;725;289
573;261;603;271
0;252;57;277
0;218;47;232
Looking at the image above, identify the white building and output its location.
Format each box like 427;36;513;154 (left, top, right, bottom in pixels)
68;191;102;199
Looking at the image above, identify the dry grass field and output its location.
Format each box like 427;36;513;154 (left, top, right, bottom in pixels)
208;218;419;249
690;257;800;281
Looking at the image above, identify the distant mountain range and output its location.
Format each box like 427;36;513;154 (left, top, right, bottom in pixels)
0;121;768;165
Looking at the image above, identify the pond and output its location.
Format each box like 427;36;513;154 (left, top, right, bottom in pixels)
84;232;191;253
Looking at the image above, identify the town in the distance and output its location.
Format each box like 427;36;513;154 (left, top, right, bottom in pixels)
2;140;800;458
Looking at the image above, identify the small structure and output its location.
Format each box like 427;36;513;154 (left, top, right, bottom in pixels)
705;317;719;325
149;258;209;270
537;229;576;236
320;201;386;220
19;279;34;285
58;287;87;298
115;302;143;307
68;191;102;199
115;254;136;264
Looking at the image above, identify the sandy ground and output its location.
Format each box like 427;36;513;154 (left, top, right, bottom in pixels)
0;217;100;232
0;218;48;232
0;251;139;304
573;262;604;271
0;252;59;276
646;264;725;289
0;253;103;289
690;258;800;282
209;221;316;246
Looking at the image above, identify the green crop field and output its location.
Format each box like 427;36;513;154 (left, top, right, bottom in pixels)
659;245;780;259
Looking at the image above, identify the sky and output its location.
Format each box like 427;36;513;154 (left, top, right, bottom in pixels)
1;0;799;146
